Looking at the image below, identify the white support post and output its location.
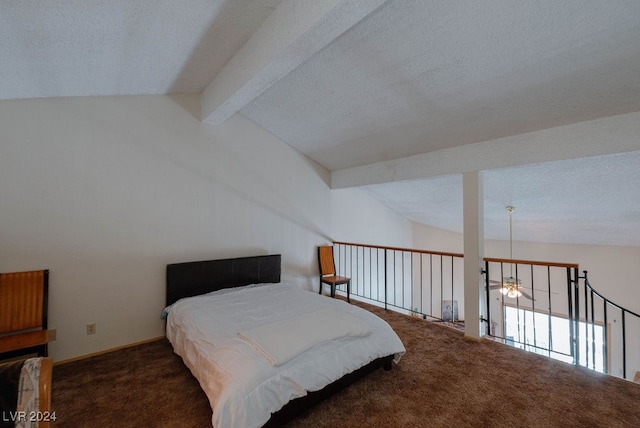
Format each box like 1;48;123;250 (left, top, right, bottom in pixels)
463;171;484;340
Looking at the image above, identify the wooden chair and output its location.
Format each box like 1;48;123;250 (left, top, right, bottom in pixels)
318;246;351;303
0;270;49;360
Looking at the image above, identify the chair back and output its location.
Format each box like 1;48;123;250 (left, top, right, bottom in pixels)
318;246;337;277
0;270;48;334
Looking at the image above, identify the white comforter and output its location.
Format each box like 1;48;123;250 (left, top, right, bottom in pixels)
165;283;405;428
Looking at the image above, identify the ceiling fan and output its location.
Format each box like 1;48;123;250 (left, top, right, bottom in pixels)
488;206;534;300
489;276;533;300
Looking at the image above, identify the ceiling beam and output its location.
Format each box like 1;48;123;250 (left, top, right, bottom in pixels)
200;0;391;126
331;111;640;189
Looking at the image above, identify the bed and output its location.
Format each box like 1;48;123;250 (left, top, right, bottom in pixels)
164;254;405;428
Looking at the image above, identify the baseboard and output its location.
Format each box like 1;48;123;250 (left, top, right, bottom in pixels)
54;336;165;366
463;334;484;343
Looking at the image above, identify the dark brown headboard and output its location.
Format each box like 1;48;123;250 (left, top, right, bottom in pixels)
166;254;281;306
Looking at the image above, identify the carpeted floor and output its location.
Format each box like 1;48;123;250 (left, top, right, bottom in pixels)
52;299;640;427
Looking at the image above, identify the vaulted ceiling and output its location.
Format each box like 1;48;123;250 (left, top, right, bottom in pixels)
3;0;640;246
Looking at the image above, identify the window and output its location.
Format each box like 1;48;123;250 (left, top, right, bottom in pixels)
504;306;605;373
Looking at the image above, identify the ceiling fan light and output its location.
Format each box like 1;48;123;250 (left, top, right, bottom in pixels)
502;276;521;287
498;207;524;300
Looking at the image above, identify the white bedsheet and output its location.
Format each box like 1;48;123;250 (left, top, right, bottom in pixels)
165;283;405;428
238;307;371;367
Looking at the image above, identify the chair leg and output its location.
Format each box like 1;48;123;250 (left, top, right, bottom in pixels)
331;284;336;298
347;280;351;303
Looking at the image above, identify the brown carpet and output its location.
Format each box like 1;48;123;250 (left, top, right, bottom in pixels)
53;300;640;427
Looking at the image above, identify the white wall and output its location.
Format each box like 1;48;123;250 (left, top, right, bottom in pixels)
413;222;640;313
331;188;413;248
412;223;464;255
0;94;412;361
483;241;640;315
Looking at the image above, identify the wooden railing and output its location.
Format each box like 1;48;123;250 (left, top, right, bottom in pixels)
483;258;580;365
333;241;464;323
580;271;640;380
333;242;639;381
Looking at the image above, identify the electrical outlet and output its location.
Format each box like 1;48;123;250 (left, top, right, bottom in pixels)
48;329;57;341
86;322;96;335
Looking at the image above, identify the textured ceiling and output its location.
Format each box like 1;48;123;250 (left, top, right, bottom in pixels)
0;0;281;99
241;0;640;170
362;151;640;246
2;0;640;247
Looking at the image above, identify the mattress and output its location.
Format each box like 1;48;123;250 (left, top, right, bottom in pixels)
165;282;405;428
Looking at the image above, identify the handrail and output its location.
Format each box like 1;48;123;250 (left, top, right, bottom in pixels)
333;241;463;258
581;270;640;379
332;242;464;321
333;241;638;381
334;241;578;268
582;271;640;318
484;257;579;269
